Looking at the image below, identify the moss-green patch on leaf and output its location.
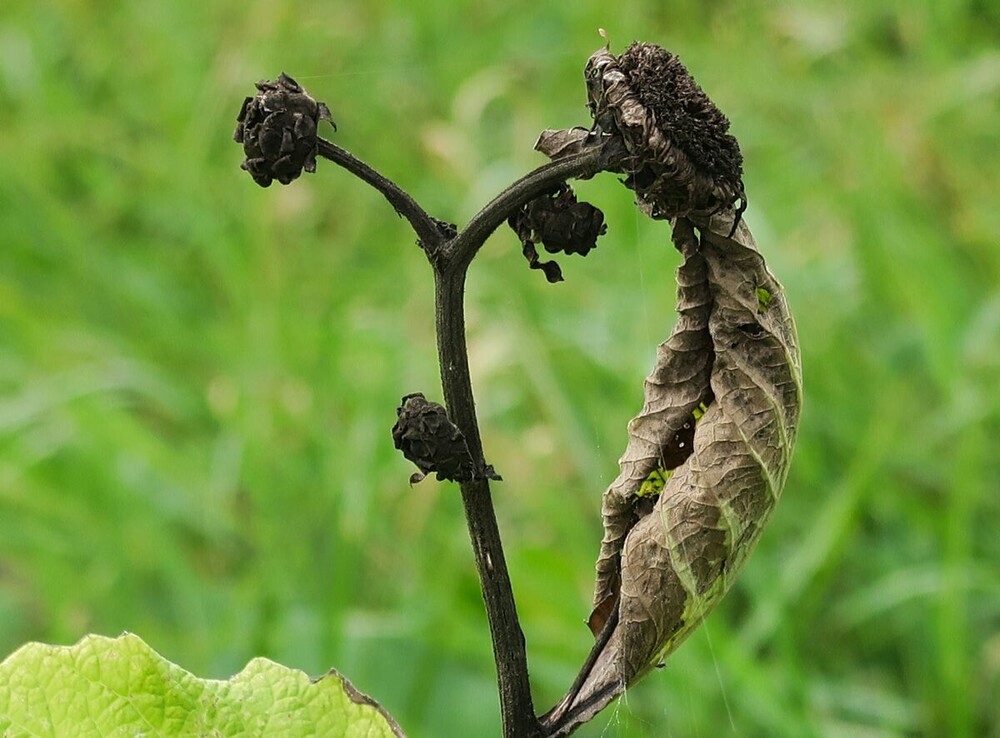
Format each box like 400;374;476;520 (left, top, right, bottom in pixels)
636;467;671;498
0;633;404;738
755;286;773;313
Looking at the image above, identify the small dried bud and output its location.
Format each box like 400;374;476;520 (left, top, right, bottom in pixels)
585;43;746;223
391;393;476;484
234;73;335;187
508;182;607;283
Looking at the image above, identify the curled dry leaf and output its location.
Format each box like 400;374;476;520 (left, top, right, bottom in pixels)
543;213;802;736
539;43;801;737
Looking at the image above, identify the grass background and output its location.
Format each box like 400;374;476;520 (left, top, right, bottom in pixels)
1;1;998;736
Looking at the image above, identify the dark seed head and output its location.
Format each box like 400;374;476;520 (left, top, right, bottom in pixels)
585;43;746;221
391;393;476;484
234;73;335;187
508;182;607;283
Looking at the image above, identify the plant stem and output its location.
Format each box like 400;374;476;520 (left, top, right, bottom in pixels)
447;144;606;271
317;138;446;253
435;265;541;738
319;135;611;738
430;147;613;737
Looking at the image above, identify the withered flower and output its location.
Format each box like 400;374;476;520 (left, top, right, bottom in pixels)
392;393;484;484
234;73;335;187
508;182;607;283
584;43;746;223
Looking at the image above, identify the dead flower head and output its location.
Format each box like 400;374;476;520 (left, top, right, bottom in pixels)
234;73;335;187
508;182;607;283
586;42;746;222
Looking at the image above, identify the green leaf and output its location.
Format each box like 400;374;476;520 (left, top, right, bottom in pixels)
0;633;404;738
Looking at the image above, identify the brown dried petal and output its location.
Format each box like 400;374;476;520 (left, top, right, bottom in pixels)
534;127;593;159
520;240;564;283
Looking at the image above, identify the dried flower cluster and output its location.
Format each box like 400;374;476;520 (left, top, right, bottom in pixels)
391;393;478;484
508;182;607;283
234;73;334;187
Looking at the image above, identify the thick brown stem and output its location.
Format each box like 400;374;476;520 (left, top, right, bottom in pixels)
427;147;616;737
434;266;541;738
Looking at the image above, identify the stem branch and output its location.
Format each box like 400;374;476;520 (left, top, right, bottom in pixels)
323;132;612;737
317;138;445;253
429;147;608;737
448;145;606;271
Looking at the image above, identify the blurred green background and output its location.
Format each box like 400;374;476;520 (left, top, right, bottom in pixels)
1;1;998;736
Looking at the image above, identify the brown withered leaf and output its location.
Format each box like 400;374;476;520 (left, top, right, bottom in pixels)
534;128;593;160
589;216;714;633
542;211;802;737
537;43;800;736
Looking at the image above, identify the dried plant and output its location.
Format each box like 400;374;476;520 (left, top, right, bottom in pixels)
235;40;801;738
